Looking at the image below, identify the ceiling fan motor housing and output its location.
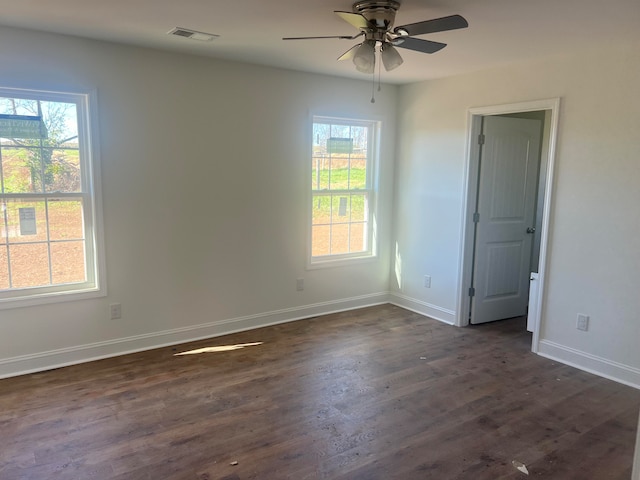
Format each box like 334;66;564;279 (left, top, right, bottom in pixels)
352;0;400;30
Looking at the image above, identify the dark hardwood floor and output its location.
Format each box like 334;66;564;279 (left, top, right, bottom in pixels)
1;304;639;479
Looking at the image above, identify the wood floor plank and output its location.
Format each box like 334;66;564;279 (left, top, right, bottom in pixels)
0;305;638;479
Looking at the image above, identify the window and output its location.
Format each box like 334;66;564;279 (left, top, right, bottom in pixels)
0;87;104;307
310;116;378;264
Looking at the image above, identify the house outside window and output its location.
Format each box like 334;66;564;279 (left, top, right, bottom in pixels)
0;87;104;307
310;116;379;265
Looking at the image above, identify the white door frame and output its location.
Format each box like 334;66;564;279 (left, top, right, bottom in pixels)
457;98;561;354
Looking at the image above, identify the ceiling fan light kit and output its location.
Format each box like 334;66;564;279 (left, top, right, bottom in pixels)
381;44;403;71
283;0;468;74
353;40;376;74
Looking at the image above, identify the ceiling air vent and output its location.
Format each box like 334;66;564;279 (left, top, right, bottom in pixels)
167;27;219;42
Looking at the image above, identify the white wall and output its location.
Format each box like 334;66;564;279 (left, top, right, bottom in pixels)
392;44;640;387
0;26;397;377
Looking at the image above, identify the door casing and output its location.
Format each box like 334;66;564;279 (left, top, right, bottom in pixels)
457;98;561;354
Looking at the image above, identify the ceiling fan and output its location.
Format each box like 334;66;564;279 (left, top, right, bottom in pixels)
283;0;468;74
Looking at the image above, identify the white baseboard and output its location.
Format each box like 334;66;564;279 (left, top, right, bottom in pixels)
538;339;640;390
388;293;456;325
0;292;390;379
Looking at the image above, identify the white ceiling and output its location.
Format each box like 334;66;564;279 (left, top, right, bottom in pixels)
0;0;638;85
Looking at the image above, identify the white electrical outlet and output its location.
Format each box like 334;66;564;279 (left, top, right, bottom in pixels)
296;278;304;291
576;313;589;331
424;275;431;288
110;303;122;320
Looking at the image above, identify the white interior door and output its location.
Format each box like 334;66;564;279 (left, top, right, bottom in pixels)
470;116;541;324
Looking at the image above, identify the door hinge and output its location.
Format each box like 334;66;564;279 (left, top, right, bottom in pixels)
468;287;475;297
478;134;485;145
473;212;480;223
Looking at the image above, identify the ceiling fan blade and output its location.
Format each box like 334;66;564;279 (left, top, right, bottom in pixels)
283;33;363;41
337;44;362;61
334;11;371;30
394;37;447;54
395;14;468;37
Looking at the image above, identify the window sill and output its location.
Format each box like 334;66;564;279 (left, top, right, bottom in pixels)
307;253;378;270
0;286;106;310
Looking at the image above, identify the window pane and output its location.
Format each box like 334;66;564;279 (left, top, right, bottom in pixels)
350;194;367;222
312;123;330;191
44;149;81;193
1;147;43;193
331;124;350;138
331;195;350;223
48;199;84;240
0;97;38;117
329;155;349;190
350;223;366;252
311;155;330;191
312;195;331;226
8;243;50;288
51;241;86;284
0;246;8;289
40;101;79;149
349;155;367;190
312;225;330;256
351;125;368;149
313;123;331;149
3;199;48;243
330;224;349;255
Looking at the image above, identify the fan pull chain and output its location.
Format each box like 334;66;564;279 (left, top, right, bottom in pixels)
370;48;381;103
370;69;376;103
378;53;382;92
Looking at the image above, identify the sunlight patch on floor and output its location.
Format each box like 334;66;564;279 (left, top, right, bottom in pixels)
174;342;263;356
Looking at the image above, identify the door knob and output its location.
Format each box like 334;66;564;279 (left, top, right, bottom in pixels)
526;227;536;234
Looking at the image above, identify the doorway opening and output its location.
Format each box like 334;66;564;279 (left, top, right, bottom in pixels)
457;99;561;354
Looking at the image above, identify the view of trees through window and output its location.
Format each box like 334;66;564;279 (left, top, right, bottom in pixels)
311;118;374;259
0;94;86;290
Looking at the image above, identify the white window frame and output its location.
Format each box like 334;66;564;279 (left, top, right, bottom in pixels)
308;115;380;267
0;86;106;309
